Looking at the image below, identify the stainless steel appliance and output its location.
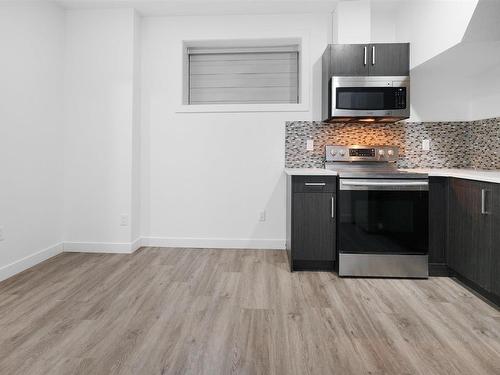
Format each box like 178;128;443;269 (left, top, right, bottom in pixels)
326;76;410;123
325;145;428;278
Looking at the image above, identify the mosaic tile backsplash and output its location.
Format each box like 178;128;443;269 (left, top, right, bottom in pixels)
285;117;500;169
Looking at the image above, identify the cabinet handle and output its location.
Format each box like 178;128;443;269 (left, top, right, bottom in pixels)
481;189;489;215
305;182;326;186
364;46;367;66
372;46;376;65
331;195;335;219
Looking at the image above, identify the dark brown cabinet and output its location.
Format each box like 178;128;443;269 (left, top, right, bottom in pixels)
428;177;448;272
447;179;492;290
286;175;336;271
292;193;336;262
429;177;500;305
329;43;409;76
490;183;500;297
367;43;410;76
330;44;369;76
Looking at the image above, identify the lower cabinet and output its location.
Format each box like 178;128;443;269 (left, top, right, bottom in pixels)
447;178;492;290
444;178;500;305
490;183;500;297
286;175;336;271
428;177;448;272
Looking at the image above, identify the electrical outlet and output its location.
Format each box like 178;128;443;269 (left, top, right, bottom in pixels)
120;215;129;227
0;226;4;241
306;139;314;151
422;139;430;151
259;211;266;222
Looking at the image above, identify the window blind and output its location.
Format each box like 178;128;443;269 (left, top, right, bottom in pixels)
187;46;300;105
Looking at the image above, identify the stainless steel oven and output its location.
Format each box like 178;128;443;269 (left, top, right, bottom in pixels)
325;145;429;278
329;76;410;122
338;178;428;278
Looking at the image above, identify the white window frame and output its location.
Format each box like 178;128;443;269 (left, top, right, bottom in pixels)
177;37;310;113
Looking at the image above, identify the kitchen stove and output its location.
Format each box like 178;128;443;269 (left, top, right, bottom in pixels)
325;145;429;278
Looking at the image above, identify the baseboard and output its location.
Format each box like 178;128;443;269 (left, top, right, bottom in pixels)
142;237;286;250
452;271;500;309
0;242;63;283
292;260;335;272
63;238;143;254
429;263;450;277
62;236;283;254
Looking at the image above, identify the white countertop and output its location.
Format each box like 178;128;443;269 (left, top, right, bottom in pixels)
284;168;337;176
402;168;500;184
285;167;500;183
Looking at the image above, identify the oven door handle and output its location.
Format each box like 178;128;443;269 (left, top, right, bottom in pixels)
340;179;429;191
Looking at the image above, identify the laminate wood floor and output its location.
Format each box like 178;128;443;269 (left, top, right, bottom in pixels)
1;248;499;375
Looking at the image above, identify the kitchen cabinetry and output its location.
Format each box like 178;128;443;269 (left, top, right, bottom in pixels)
490;183;500;297
329;43;409;76
428;177;448;274
330;44;369;76
447;179;492;290
286;176;336;271
429;177;500;305
367;43;410;76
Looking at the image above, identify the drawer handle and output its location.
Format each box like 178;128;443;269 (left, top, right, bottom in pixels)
304;182;326;186
331;195;335;219
481;189;490;215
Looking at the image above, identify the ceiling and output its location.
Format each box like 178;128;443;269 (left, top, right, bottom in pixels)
53;0;339;16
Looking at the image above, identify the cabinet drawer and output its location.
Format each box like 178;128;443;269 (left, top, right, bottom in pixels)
292;176;336;193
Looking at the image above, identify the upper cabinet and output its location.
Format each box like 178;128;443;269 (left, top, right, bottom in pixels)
330;44;369;76
329;43;410;76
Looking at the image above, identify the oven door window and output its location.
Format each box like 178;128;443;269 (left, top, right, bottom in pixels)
338;190;428;255
336;87;405;110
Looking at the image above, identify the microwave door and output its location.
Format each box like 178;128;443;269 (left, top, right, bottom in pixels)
330;76;410;119
330;77;409;118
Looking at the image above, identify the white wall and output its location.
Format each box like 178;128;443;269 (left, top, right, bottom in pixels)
0;2;65;280
391;0;478;69
468;62;500;120
131;12;142;243
140;14;331;248
63;8;140;251
334;0;371;44
367;0;500;122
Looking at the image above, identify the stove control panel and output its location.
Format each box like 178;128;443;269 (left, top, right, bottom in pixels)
326;145;399;162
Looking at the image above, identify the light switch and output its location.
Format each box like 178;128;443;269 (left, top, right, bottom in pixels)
306;139;314;151
422;139;430;151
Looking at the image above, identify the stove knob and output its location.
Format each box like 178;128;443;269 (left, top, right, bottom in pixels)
378;149;385;156
388;149;394;156
339;150;346;157
330;149;336;156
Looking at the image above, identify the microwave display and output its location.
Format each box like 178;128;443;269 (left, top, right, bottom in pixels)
336;87;406;111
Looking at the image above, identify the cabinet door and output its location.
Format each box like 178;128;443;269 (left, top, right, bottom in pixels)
490;184;500;296
448;179;491;289
429;177;448;265
368;43;409;76
330;44;369;76
292;193;336;261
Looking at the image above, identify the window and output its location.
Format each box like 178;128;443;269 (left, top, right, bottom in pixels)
185;44;300;105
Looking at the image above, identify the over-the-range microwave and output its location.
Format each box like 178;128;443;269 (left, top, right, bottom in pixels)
325;76;410;123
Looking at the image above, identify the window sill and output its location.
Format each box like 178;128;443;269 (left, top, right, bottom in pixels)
175;103;309;114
